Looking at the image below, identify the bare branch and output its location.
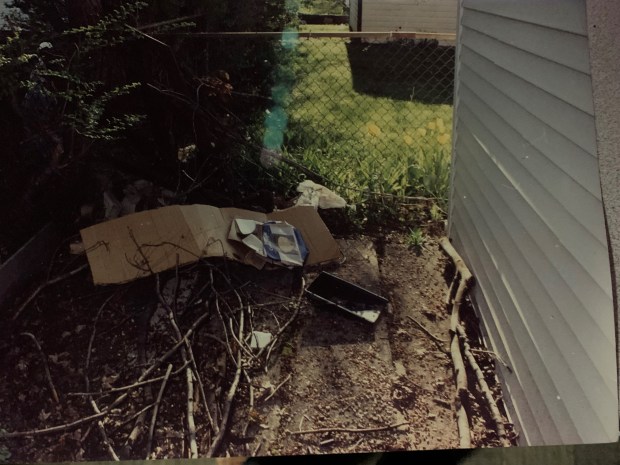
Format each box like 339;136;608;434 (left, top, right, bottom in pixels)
1;411;110;438
264;374;292;402
145;363;173;459
207;308;245;457
289;421;409;436
20;332;60;404
13;263;88;321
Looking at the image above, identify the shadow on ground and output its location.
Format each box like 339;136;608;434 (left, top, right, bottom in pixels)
346;39;455;105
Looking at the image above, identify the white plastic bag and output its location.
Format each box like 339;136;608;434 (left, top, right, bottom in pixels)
295;180;346;209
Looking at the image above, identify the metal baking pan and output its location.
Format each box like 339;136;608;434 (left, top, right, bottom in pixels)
305;272;388;324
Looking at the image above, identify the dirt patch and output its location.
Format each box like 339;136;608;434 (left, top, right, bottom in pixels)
0;234;510;462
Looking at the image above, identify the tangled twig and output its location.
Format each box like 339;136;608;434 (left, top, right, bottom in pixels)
256;277;305;363
207;308;245;457
289;421;409;435
186;366;198;458
439;236;473;449
457;324;511;447
13;263;88;321
19;332;60;404
407;315;448;353
0;411;110;439
84;292;120;461
264;374;292;402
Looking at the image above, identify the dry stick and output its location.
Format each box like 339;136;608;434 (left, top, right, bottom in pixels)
133;236;217;435
264;374;292;402
145;363;173;460
289;421;409;436
213;285;237;367
159;275;216;450
12;263;88;320
457;324;511;447
439;236;474;449
84;293;121;461
252;439;262;456
451;284;471;449
449;280;470;398
68;361;191;397
207;309;245;457
241;370;254;437
446;274;458;307
19;332;60;404
162;273;204;457
470;348;511;371
109;403;157;435
88;397;119;460
406;316;448;353
256;278;306;362
186;368;198;458
439;237;473;285
0;411;109;438
346;437;365;452
123;309;154;456
229;317;255;360
106;309;213;413
63;324;197;447
159;277;197;459
299;414;310;432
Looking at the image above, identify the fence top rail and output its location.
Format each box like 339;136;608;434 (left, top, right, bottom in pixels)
153;31;457;42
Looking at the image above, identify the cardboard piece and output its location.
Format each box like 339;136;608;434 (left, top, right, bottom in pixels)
80;205;342;285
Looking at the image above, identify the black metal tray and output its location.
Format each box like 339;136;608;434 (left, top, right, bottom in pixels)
305;272;388;324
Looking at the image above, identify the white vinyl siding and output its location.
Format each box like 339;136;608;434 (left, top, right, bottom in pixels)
449;0;618;445
349;0;359;31
358;0;458;33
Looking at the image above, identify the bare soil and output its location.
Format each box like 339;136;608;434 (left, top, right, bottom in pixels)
0;233;511;462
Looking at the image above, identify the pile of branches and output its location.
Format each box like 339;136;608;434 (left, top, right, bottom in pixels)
1;247;305;460
439;237;514;448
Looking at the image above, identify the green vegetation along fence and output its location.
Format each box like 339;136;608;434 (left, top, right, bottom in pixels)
167;28;456;211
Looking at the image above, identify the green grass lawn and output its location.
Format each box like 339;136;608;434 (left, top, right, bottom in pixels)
280;25;454;207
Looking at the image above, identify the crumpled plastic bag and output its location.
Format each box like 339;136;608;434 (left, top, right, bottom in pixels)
295;180;346;209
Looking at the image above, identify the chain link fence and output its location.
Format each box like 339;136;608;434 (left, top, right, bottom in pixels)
174;29;455;209
282;32;455;207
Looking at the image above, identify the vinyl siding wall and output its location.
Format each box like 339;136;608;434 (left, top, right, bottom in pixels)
349;0;359;31
357;0;458;33
448;0;618;445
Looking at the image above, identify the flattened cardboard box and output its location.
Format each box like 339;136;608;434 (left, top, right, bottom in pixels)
80;205;342;285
